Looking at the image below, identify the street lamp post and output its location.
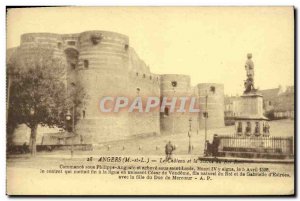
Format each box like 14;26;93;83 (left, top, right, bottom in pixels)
29;108;35;153
66;106;75;158
172;87;176;135
204;91;208;156
188;118;192;154
72;106;75;134
72;106;75;157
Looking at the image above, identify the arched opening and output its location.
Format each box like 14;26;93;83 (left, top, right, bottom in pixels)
125;44;129;50
84;60;89;69
57;42;62;49
210;86;216;93
64;48;79;70
164;107;169;116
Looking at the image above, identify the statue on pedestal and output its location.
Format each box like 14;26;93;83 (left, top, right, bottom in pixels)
244;53;256;94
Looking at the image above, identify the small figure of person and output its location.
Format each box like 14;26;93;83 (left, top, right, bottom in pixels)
165;141;175;161
211;134;220;157
22;142;28;154
237;122;243;135
254;122;260;136
263;122;270;137
245;122;251;136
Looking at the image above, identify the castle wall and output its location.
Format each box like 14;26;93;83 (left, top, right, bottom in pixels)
128;48;160;137
197;83;224;129
6;47;18;63
160;74;198;134
8;30;225;146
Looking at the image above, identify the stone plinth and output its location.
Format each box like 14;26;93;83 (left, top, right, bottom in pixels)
239;93;263;117
234;92;269;137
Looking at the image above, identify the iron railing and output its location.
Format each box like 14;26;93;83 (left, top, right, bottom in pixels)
207;135;294;158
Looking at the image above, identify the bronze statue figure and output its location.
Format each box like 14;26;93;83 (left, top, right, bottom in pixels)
244;53;256;93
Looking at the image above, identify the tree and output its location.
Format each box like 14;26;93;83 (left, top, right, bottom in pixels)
7;47;86;156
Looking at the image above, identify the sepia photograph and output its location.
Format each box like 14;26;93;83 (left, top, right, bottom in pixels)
5;6;295;195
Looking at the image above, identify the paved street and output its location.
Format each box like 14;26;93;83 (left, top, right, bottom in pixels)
6;119;294;195
8;119;294;157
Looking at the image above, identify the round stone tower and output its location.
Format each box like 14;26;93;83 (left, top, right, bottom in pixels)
75;31;130;144
17;33;68;83
160;74;196;134
19;33;65;60
197;83;224;129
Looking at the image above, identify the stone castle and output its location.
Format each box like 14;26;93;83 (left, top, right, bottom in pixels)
8;30;225;145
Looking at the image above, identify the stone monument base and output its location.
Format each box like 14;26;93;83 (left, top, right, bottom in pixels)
235;92;269;137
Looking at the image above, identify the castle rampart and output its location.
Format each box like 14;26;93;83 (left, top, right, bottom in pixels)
8;30;225;145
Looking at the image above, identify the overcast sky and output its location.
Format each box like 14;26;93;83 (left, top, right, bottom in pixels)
7;7;294;95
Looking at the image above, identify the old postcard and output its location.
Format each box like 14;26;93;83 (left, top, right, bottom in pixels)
6;6;294;195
